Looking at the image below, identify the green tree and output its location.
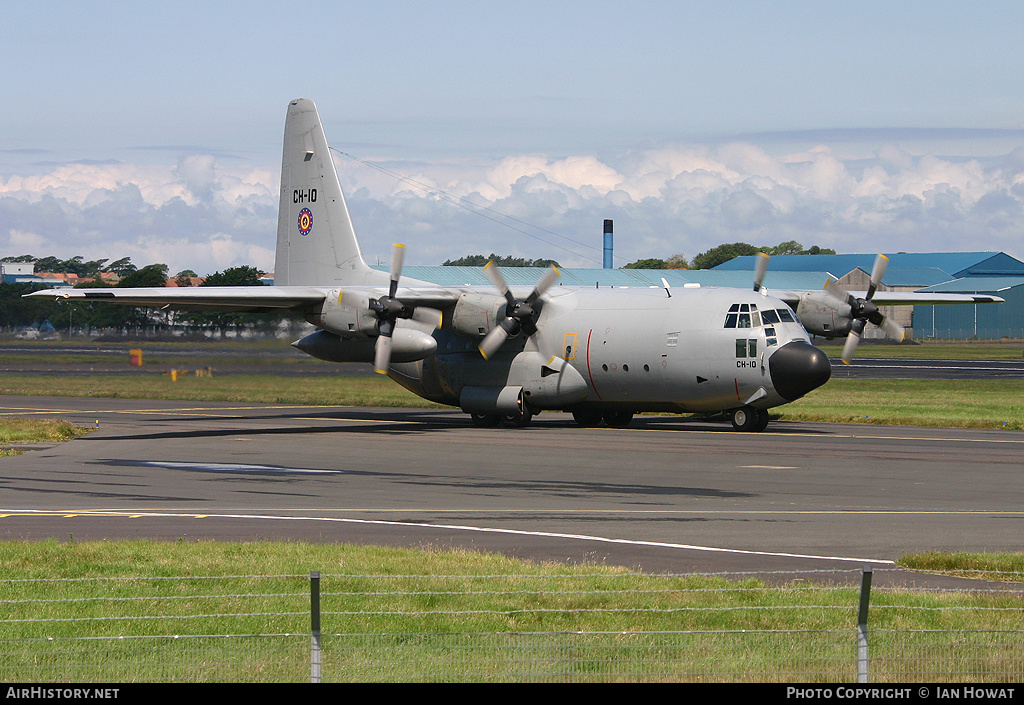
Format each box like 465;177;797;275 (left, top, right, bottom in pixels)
174;269;199;287
623;253;689;270
184;266;275;338
442;254;560;268
107;257;137;276
622;258;666;269
118;263;169;288
691;243;762;270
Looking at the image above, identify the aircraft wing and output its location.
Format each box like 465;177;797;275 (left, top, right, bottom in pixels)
843;291;1005;306
769;289;1005;308
23;285;461;313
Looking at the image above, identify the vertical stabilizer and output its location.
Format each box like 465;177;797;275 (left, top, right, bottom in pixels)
275;98;388;287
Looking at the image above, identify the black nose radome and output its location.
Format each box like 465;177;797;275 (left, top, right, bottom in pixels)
769;342;832;401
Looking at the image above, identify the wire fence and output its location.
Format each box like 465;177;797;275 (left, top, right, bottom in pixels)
3;568;1024;682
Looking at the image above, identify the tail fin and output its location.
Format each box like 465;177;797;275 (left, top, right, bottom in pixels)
274;98;388;287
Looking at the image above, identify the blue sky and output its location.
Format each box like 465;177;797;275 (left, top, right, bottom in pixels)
3;1;1024;274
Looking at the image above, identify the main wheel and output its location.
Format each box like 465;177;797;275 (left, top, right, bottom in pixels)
730;406;759;432
572;409;604;427
470;412;501;428
603;410;634;428
505;406;533;428
753;408;770;432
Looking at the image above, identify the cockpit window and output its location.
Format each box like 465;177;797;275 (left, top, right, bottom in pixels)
725;303;796;328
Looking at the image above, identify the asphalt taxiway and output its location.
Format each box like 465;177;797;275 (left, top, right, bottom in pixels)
2;395;1023;588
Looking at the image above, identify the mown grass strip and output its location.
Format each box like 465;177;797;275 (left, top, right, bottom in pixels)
2;374;1022;430
2;540;1024;682
776;379;1024;430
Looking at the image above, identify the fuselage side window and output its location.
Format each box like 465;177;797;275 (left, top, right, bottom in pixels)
776;308;796;322
762;309;780;324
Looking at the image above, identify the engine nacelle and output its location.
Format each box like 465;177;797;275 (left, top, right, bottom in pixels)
293;328;437;364
794;290;854;338
306;288;379;337
448;292;507;339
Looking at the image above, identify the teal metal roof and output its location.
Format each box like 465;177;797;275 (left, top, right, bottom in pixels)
713;252;1024;279
917;277;1024;293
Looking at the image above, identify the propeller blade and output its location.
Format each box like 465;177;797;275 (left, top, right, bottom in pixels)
411;306;443;328
389;243;405;298
484;260;515;305
878;314;906;342
867;254;889;300
753;252;770;292
526;265;561;303
841;319;866;365
478;324;509;360
374;334;393;374
823;276;851;305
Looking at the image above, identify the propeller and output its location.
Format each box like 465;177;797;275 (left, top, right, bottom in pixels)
369;243;442;374
823;254;906;364
478;261;560;360
753;252;770;292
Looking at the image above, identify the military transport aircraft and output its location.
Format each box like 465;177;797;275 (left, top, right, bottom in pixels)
26;99;1004;432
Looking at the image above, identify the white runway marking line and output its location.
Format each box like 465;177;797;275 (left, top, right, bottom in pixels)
0;508;894;565
137;461;345;475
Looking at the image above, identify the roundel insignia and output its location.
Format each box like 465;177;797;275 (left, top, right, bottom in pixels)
298;208;313;236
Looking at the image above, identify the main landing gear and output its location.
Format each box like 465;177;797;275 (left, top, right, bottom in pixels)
571;409;634;428
731;405;770;432
469;406;534;428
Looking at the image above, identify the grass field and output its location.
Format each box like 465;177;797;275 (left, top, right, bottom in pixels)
2;540;1024;682
1;373;1022;429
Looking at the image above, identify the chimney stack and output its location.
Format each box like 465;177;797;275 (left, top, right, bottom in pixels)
603;219;613;269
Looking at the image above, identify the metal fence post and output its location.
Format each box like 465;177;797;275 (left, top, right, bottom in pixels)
857;566;873;683
311;571;321;683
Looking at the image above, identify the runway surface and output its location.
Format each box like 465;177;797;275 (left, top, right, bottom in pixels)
829;356;1024;380
3;395;1023;588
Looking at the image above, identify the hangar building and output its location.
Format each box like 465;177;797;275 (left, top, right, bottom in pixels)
714;252;1024;339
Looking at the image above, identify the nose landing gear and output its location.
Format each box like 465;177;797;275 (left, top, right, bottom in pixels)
731;405;770;432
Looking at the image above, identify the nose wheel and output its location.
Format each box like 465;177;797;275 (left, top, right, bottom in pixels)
731;406;770;432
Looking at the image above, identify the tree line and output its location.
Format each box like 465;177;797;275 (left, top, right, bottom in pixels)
442;241;835;271
0;256;292;338
623;240;836;270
